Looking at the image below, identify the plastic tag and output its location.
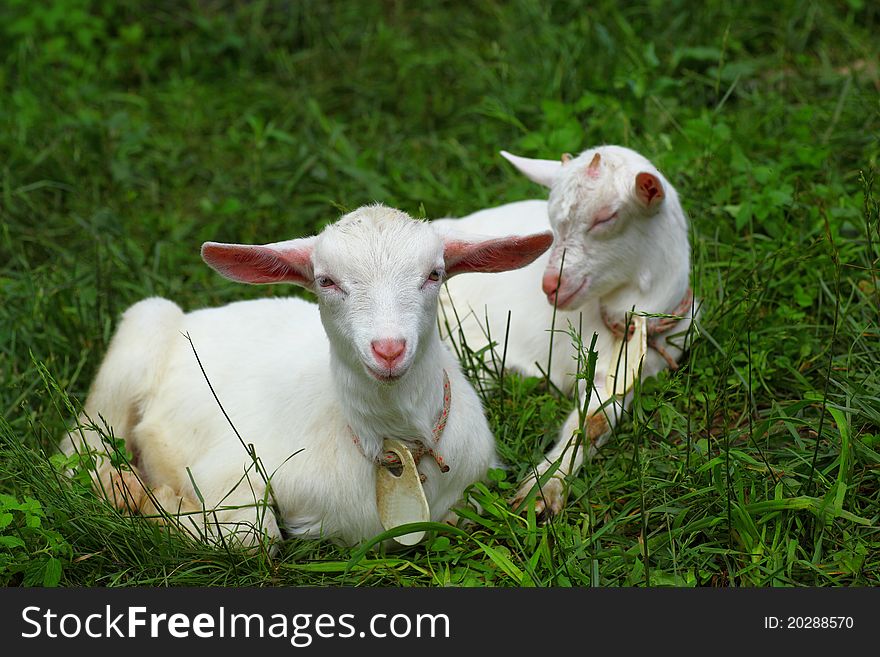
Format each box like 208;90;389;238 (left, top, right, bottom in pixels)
375;439;430;546
606;314;647;396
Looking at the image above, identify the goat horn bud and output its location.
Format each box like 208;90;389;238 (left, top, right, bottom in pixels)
585;152;602;178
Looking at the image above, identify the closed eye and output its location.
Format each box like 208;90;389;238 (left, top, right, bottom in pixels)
591;211;618;230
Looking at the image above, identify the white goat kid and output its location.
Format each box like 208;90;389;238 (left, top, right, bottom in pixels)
63;205;552;548
435;145;694;517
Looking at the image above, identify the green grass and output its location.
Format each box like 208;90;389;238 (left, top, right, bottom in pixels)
1;0;879;587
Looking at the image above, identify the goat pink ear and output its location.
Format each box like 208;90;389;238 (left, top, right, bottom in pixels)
635;172;665;208
500;151;561;188
444;232;554;277
201;237;315;287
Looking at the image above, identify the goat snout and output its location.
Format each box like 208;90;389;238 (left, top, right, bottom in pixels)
371;338;407;369
542;271;561;299
542;268;588;309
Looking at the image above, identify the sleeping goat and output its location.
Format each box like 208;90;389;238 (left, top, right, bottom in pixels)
62;204;552;548
435;145;695;517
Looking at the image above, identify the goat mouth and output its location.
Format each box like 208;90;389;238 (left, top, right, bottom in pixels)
549;278;588;309
364;364;405;383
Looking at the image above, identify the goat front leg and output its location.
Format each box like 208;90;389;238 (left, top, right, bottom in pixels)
92;460;280;552
512;389;623;518
92;460;205;523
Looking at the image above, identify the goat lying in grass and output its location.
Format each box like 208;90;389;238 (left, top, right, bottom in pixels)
62;204;552;549
435;145;696;517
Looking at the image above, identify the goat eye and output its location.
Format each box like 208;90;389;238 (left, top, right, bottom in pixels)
593;211;618;228
317;276;337;288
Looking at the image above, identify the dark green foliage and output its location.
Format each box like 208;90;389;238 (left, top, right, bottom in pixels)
1;0;878;586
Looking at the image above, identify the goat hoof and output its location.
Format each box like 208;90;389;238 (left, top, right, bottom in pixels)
95;466;146;513
511;476;566;520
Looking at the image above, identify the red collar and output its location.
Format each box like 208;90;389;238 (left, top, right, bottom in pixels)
351;369;452;479
600;288;694;370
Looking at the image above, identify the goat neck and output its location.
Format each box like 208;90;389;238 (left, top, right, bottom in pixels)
599;199;691;321
329;331;449;462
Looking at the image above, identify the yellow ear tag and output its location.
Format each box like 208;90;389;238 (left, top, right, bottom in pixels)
375;438;430;546
606;314;648;396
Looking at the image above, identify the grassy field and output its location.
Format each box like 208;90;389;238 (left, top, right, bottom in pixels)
1;0;878;587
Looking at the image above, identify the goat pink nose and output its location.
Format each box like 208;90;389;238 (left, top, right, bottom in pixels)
371;338;406;367
542;272;561;297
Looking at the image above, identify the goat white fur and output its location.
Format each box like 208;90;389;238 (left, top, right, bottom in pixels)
62;205;553;548
434;145;695;516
